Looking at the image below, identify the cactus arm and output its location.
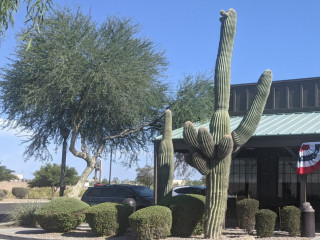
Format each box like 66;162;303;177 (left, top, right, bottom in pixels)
192;152;210;175
183;121;200;150
162;109;173;139
184;153;194;168
214;9;237;112
184;151;210;175
197;127;215;159
231;70;272;152
216;134;233;160
157;109;174;201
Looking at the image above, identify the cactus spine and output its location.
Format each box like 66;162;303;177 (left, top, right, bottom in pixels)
183;9;272;239
157;109;174;201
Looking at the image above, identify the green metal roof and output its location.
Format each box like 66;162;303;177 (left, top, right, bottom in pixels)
156;112;320;140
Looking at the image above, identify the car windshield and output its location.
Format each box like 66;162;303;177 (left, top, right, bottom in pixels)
131;186;154;198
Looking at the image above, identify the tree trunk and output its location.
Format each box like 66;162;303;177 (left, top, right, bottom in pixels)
68;162;95;197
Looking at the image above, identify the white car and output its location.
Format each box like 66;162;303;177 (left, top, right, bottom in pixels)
172;185;236;198
172;186;206;197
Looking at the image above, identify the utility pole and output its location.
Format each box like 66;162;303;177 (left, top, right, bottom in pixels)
109;148;113;185
94;160;102;183
99;160;102;183
59;128;70;197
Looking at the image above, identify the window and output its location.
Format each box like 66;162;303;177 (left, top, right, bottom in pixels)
229;158;257;198
278;156;320;199
274;85;286;109
278;157;298;199
302;81;315;107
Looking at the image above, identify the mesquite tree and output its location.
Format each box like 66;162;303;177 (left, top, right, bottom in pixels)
0;8;168;197
0;0;52;45
157;109;174;201
183;9;272;238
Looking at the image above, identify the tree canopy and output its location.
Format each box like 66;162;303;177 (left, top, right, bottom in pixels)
0;8;168;197
0;164;17;181
28;163;78;188
135;165;153;188
170;73;214;130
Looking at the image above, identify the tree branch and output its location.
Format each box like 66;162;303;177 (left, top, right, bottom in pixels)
94;141;106;159
69;122;89;163
80;131;87;153
102;113;164;141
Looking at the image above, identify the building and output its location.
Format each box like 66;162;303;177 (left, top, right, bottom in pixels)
154;77;320;218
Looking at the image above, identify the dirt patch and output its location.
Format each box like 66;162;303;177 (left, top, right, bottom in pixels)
0;181;28;192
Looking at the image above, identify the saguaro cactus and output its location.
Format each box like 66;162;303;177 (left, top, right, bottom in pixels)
157;109;174;201
183;9;272;239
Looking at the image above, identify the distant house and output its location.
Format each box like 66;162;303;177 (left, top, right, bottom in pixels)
84;179;94;187
13;174;23;182
172;179;186;187
154;77;320;219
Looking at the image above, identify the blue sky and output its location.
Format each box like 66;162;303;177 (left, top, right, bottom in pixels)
0;0;320;180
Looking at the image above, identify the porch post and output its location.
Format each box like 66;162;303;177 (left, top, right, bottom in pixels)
300;174;307;203
154;142;159;204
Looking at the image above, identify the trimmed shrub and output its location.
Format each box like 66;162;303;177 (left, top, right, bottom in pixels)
10;201;44;227
255;209;277;237
158;194;205;237
129;205;172;240
35;197;89;232
280;206;301;236
86;202;133;236
236;198;259;234
0;189;8;200
12;187;29;199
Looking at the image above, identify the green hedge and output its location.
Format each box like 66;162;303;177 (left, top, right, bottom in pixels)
281;206;301;236
255;209;277;237
35;197;89;232
158;194;205;237
129;205;172;240
236;198;259;234
12;187;29;199
85;202;133;236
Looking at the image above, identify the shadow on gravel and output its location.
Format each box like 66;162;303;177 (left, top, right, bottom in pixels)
12;225;134;239
0;214;10;222
0;233;43;240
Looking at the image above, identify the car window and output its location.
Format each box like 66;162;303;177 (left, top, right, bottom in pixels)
100;188;118;197
112;187;129;197
130;186;153;198
174;187;202;194
86;188;103;197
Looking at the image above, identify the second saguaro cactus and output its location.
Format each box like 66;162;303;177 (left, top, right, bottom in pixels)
183;9;272;239
157;109;174;201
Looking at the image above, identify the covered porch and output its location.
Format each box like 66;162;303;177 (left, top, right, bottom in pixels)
154;111;320;219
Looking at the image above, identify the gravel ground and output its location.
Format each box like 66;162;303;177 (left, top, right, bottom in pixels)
0;223;320;240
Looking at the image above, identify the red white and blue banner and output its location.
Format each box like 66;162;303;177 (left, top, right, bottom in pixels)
296;142;320;175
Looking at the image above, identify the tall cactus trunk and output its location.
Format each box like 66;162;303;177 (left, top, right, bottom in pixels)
157;109;174;201
183;8;272;239
205;9;236;238
205;156;232;238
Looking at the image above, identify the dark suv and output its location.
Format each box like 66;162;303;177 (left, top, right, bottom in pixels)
81;184;154;210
